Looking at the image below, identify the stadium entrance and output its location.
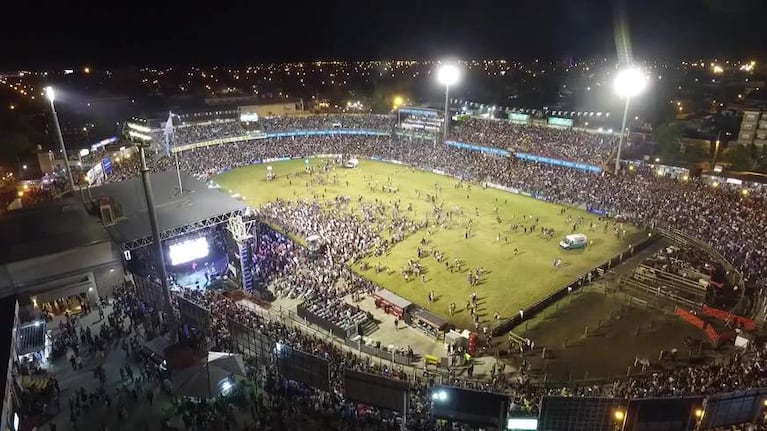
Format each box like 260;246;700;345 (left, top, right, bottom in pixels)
37;292;90;316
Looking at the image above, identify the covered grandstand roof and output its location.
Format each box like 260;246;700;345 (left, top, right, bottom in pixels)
88;170;246;249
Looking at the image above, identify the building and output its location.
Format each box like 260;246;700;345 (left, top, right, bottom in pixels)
0;198;124;319
737;110;767;147
239;99;305;118
0;295;18;431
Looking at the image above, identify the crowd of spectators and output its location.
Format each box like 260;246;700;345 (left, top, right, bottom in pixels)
170;238;767;425
450;118;617;165
259;114;395;132
143;114;395;151
81;117;767;427
100;129;767;304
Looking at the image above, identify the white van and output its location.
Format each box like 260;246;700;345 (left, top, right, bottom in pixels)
560;234;588;250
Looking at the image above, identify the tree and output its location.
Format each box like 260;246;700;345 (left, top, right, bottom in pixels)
757;145;767;173
721;144;754;171
653;122;683;161
682;140;711;164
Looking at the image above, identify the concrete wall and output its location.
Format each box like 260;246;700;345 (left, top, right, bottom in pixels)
0;240;124;306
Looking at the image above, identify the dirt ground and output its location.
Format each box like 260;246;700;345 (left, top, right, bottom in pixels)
514;283;714;383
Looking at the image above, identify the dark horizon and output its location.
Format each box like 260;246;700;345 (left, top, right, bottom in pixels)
1;0;765;68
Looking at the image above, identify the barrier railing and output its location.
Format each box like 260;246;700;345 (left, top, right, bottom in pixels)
701;305;757;331
675;307;706;329
705;324;721;347
656;226;743;292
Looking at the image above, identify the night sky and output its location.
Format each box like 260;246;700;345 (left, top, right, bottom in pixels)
1;0;765;67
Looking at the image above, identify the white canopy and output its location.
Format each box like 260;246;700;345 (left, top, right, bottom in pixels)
171;352;246;399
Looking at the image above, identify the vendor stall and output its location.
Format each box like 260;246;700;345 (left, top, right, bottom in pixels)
374;289;413;321
410;308;450;339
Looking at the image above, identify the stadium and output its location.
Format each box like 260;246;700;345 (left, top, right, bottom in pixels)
3;81;767;431
34;98;762;430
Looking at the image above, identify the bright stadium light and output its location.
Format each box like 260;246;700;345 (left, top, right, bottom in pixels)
431;390;448;402
613;66;648;175
614;409;625;421
437;64;460;87
614;67;648;98
44;86;76;191
436;62;461;141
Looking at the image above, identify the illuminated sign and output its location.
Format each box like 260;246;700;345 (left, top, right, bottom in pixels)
547;117;574;127
509;113;530;123
507;418;538;430
102;157;112;174
240;113;259;122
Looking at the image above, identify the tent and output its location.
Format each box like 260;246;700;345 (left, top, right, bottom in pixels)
171;352;247;398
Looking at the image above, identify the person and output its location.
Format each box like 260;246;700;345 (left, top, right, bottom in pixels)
394;318;398;330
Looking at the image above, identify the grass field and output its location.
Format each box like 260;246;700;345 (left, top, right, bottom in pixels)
215;158;643;329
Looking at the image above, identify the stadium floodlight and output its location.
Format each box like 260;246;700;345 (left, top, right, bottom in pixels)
613;66;648;175
44;86;76;191
614;67;648;98
128;130;152;142
437;63;460;86
127;117;173;326
436;62;461;141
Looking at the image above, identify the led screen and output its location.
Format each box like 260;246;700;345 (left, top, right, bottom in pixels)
169;237;209;266
507;418;537;430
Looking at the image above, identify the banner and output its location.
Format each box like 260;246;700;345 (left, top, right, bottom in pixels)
399;107;439;117
514;152;602;174
484;182;520;195
266;130;388;138
102;157;113;175
445;141;511;157
547;117;574;128
508;113;530;124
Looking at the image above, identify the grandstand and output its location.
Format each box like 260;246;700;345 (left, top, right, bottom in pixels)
396;107;443;139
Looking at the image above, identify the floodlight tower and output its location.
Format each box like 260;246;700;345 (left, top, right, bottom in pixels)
613;66;648;175
45;87;77;191
436;63;461;141
126;119;174;326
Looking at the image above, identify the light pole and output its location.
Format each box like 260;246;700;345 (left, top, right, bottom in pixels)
45;87;77;190
613;67;648;175
437;63;461;142
393;95;404;128
127;121;174;328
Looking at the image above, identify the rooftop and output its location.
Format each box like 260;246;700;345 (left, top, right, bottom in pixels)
0;198;110;264
88;170;247;248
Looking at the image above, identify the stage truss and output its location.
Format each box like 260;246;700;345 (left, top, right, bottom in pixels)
120;208;247;251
